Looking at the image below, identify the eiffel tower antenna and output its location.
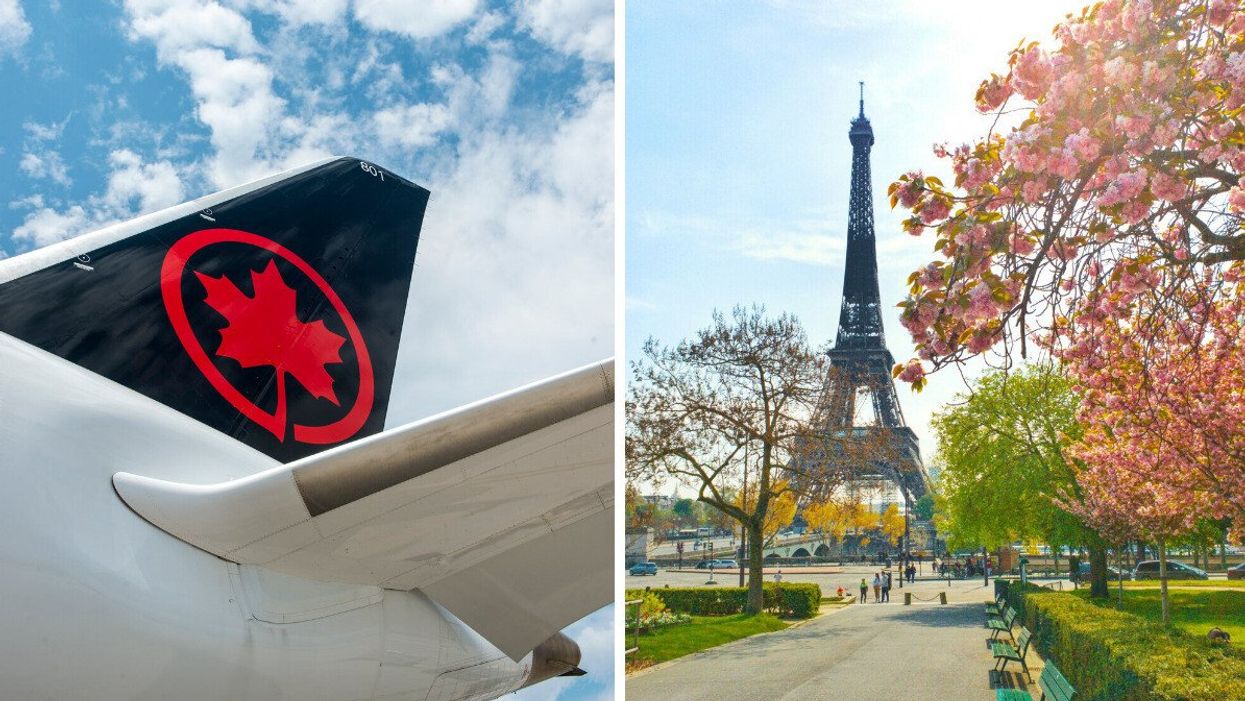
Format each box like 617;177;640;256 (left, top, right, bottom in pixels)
859;81;864;117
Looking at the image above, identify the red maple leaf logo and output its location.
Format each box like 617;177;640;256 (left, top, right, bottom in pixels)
195;259;346;440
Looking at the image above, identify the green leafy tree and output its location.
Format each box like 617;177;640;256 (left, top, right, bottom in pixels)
933;363;1110;597
672;498;696;527
914;493;935;521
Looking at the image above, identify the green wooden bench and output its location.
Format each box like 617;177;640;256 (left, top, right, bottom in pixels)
987;606;1017;641
995;660;1075;701
991;626;1032;681
986;591;1006;616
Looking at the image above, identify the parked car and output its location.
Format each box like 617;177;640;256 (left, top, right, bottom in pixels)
628;561;658;576
1075;562;1133;581
694;559;737;569
1133;560;1208;580
1227;562;1245;580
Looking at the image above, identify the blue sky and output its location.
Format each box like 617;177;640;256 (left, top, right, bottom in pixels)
1;1;612;699
626;1;1082;477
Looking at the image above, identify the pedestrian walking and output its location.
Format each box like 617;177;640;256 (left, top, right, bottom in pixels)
859;577;868;603
872;572;881;602
882;571;892;602
774;569;783;583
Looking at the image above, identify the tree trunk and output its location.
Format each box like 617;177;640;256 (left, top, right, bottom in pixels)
1089;542;1109;599
746;521;765;614
1116;544;1125;609
1158;539;1170;626
1222;529;1229;571
982;546;990;586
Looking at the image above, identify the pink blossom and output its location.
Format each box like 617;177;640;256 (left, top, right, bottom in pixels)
1097;170;1147;207
919;197;950;224
897;360;925;384
1010;232;1036;256
1064;129;1101;162
1121;199;1152;224
1103;56;1139;85
1011;45;1054;100
1228;186;1245;212
1210;0;1234;25
1150;170;1186;202
976;74;1013;112
897;173;924;208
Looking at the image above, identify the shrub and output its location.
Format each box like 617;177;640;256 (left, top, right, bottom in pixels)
1003;583;1245;701
638;591;667;620
771;583;820;618
625;583;820;618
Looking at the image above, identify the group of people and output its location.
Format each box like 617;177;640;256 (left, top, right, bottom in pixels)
936;555;990;579
857;570;893;603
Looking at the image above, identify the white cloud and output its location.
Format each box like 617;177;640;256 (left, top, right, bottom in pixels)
102;148;184;213
373;102;452;149
633;209;845;267
737;230;844;266
465;10;505;44
225;0;348;25
520;0;613;63
23;117;70;142
12;150;182;249
13;205;91;248
0;0;31;58
388;79;614;422
176;47;286;185
125;0;259;57
353;0;480;40
122;1;290;187
19;151;71;187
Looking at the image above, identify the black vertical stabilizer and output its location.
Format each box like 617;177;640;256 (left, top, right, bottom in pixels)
0;157;429;463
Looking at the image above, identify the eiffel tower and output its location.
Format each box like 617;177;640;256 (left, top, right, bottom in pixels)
811;84;930;508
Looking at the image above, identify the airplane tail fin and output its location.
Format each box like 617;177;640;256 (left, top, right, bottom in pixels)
0;157;429;463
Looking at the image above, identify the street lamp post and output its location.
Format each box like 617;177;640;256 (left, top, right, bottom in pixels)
899;495;911;589
738;527;746;588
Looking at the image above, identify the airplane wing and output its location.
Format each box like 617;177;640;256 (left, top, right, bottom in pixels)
113;359;614;660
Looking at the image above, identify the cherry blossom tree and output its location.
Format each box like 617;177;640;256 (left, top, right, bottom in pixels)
1054;260;1245;620
885;0;1245;618
889;0;1245;383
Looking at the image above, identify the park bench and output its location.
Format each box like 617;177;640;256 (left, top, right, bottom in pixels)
985;591;1005;616
991;626;1033;681
995;660;1074;701
987;606;1017;641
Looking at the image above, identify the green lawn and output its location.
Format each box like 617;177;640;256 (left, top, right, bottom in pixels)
1121;579;1245;589
627;613;789;669
1072;587;1245;643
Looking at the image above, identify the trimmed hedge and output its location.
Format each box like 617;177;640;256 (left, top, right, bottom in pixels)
1003;583;1245;701
625;583;821;619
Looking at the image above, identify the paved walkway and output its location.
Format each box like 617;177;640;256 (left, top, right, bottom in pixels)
628;583;1027;701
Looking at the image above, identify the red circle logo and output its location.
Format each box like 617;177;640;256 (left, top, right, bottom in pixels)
160;228;374;445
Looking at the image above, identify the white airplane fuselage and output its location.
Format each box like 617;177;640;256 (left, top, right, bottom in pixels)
0;333;533;700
